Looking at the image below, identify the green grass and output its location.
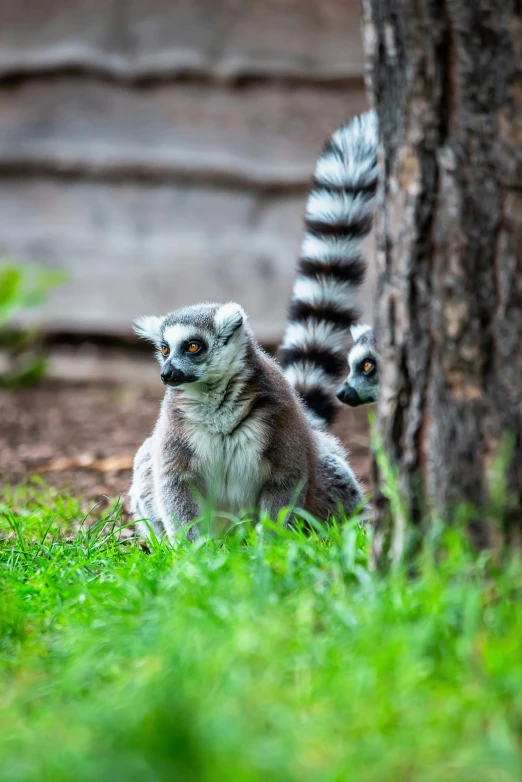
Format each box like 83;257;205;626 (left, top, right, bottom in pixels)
0;483;521;781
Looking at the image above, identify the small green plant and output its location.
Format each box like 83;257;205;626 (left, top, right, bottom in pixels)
0;260;65;387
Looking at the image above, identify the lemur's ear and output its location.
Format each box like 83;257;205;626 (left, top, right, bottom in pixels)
215;302;246;339
133;315;163;343
350;323;372;342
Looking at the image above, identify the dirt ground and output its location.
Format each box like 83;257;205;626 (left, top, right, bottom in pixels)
0;369;372;514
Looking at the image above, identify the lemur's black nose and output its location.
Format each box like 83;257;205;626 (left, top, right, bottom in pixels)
161;364;188;386
160;365;174;384
336;384;363;407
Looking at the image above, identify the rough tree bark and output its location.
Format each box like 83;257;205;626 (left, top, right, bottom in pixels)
361;0;522;563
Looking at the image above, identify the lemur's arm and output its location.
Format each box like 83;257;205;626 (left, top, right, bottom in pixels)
260;476;309;526
155;470;200;542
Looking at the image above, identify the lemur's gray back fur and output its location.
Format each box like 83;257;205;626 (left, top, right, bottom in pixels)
279;111;378;429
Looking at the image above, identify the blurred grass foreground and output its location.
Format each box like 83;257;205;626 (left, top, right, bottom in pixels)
0;486;521;781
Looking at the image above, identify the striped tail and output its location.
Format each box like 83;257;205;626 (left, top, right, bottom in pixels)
279;111;378;429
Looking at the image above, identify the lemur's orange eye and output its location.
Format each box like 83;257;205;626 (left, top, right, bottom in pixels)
363;361;374;373
187;341;201;354
161;344;169;356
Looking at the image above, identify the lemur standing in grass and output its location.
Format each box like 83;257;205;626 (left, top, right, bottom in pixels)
129;111;378;542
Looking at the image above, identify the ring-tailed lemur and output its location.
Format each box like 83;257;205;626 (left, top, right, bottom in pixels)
129;301;363;541
279;111;379;421
286;111;381;410
129;111;378;542
336;324;380;407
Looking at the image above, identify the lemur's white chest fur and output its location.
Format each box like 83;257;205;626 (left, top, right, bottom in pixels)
180;387;268;513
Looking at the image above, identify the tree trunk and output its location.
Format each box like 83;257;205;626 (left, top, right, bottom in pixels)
361;0;522;564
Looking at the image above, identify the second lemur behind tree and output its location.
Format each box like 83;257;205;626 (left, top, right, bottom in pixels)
279;111;379;424
337;324;380;407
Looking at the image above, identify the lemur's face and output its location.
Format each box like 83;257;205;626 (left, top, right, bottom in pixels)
336;325;379;407
133;302;249;389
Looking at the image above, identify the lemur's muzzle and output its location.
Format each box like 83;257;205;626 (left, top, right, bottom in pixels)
336;383;363;407
160;364;196;387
